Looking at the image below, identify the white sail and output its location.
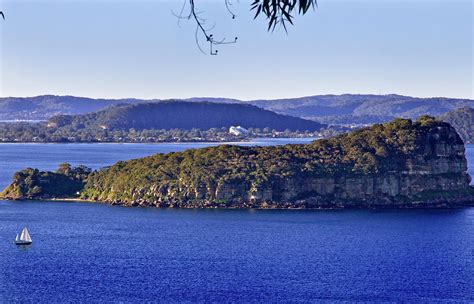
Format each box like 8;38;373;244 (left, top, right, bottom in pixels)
20;227;32;242
15;233;20;242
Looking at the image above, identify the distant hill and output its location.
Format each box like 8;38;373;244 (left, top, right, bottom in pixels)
47;101;325;131
247;94;474;124
1;94;473;125
0;95;150;121
440;107;474;144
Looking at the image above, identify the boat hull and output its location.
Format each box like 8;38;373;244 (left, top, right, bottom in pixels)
14;241;32;245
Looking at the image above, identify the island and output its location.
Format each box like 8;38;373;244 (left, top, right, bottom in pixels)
2;116;473;208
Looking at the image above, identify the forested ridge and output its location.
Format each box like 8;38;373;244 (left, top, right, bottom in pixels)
2;94;473;125
46;101;325;131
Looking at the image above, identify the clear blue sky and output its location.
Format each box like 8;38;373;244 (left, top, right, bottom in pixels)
0;0;472;100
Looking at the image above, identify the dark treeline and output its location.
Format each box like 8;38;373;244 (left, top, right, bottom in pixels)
0;122;339;143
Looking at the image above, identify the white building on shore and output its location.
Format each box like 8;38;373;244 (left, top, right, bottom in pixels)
229;126;249;136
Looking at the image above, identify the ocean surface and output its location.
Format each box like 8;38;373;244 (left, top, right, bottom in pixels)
0;140;473;302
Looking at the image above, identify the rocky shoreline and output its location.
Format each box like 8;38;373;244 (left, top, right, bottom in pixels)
6;193;473;210
107;197;474;209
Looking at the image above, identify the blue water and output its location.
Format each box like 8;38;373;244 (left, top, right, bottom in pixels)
0;140;473;302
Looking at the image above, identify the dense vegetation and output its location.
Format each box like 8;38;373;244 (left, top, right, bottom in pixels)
0;163;91;199
2;94;473;125
440;107;474;144
0;101;328;143
78;116;467;205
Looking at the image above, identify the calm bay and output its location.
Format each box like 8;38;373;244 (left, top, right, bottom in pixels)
0;139;473;302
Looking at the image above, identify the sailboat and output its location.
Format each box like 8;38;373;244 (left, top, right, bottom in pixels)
14;227;32;245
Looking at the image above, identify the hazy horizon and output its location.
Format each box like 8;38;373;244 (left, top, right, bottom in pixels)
1;92;474;101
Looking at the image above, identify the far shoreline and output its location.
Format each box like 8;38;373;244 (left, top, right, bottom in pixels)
0;137;318;145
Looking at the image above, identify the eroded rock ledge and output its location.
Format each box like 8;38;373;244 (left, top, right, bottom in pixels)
2;116;474;208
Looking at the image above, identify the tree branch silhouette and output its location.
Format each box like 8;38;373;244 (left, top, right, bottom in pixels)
251;0;317;32
175;0;317;55
173;0;238;55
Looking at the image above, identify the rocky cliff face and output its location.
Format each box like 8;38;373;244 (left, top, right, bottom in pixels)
2;117;473;208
